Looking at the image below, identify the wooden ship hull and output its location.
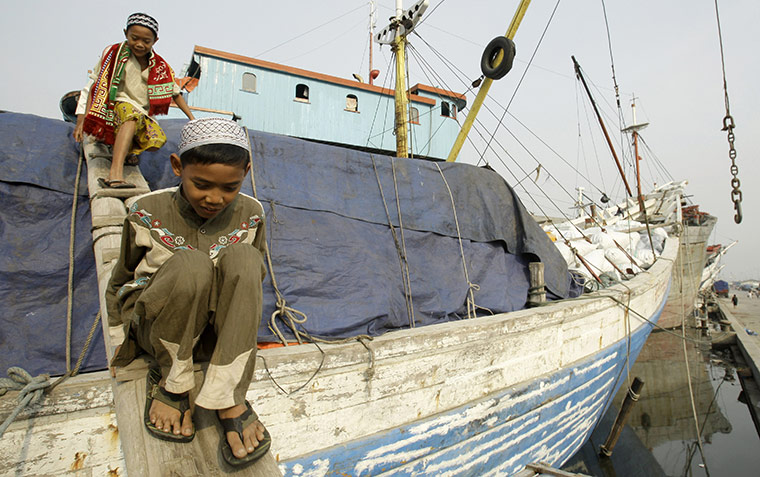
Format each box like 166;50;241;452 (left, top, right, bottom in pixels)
0;122;681;475
267;239;674;475
1;1;688;470
658;208;717;329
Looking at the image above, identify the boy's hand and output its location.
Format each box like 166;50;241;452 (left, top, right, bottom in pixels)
73;115;85;142
109;344;122;378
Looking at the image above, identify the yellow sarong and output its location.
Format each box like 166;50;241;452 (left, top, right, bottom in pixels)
113;102;167;156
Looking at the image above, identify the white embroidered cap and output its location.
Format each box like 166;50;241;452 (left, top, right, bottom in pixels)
177;117;250;156
126;13;159;37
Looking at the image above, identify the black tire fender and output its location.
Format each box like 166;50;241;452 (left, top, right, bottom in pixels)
480;36;516;80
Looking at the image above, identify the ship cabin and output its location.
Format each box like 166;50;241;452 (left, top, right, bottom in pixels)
169;46;466;160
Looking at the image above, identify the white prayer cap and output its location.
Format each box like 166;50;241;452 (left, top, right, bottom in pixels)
126;13;159;37
177;117;250;156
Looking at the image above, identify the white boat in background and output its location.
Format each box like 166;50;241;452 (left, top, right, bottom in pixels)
658;205;717;329
700;241;737;294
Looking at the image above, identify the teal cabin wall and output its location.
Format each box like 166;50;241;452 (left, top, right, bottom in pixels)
168;47;465;160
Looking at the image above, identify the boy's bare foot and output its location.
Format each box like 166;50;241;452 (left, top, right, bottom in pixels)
149;391;194;437
218;403;266;458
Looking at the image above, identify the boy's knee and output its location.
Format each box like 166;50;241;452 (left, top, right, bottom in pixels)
216;246;266;281
163;249;215;289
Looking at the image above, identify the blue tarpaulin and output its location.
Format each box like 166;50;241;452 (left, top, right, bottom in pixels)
0;112;577;376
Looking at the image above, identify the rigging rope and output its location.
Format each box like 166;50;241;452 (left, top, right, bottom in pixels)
239;130;373;394
434;163;493;319
370;155;416;327
254;4;366;58
677;213;711;474
480;0;563;165
411;28;617;219
391;158;416;325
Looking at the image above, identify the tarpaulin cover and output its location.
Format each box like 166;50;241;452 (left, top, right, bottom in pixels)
0;113;578;375
0;112;105;376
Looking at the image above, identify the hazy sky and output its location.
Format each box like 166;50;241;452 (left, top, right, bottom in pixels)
2;1;758;279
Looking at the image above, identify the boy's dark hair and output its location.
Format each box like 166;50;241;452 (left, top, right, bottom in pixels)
179;144;250;168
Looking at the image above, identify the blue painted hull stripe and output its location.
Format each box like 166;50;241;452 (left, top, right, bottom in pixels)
281;289;667;476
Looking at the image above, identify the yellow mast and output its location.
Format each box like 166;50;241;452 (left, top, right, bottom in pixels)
446;0;531;162
376;0;428;158
393;32;409;158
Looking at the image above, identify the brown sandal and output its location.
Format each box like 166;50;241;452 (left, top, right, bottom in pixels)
144;368;195;443
218;401;271;467
98;178;136;189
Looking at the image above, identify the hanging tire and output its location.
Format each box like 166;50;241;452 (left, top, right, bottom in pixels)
480;36;516;80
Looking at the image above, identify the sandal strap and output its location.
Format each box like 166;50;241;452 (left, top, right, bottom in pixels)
147;369;190;425
219;401;257;441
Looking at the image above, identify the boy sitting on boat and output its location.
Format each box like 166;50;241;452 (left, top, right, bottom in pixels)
73;12;195;189
106;117;271;467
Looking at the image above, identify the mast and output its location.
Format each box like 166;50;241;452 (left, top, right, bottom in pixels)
369;1;376;85
446;0;531;162
375;0;428;158
572;56;633;197
622;97;649;207
392;0;409;158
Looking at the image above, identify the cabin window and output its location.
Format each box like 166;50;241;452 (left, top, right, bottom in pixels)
409;106;419;124
242;73;257;93
345;94;358;112
295;84;310;102
441;101;456;119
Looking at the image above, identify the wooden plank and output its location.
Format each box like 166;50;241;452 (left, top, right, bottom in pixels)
0;403;124;476
84;139;150;199
526;462;590;476
91;197;127;229
111;372;282;476
720;301;760;384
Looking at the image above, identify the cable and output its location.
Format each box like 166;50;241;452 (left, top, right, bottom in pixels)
255;4;367;58
481;0;563;164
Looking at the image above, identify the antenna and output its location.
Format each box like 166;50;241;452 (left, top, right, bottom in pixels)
369;1;376;84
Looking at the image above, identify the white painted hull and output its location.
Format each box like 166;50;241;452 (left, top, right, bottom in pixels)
0;234;676;477
0;135;683;475
256;237;677;475
659;217;716;329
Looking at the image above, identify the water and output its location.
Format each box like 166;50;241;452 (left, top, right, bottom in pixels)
562;327;760;476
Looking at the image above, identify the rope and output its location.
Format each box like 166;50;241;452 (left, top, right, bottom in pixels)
65;147;86;372
1;147;102;438
370;155;416;327
0;368;50;437
434;163;485;319
239;129;372;397
391;158;416;326
677;216;711;474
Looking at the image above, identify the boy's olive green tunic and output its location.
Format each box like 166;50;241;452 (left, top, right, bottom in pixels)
106;186;266;409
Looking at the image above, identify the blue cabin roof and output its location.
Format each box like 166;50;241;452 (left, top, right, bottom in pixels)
168;46;466;160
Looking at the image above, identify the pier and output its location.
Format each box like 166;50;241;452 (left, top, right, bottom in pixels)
718;290;760;437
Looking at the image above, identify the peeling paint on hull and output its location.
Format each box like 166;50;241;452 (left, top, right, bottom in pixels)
278;289;664;476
